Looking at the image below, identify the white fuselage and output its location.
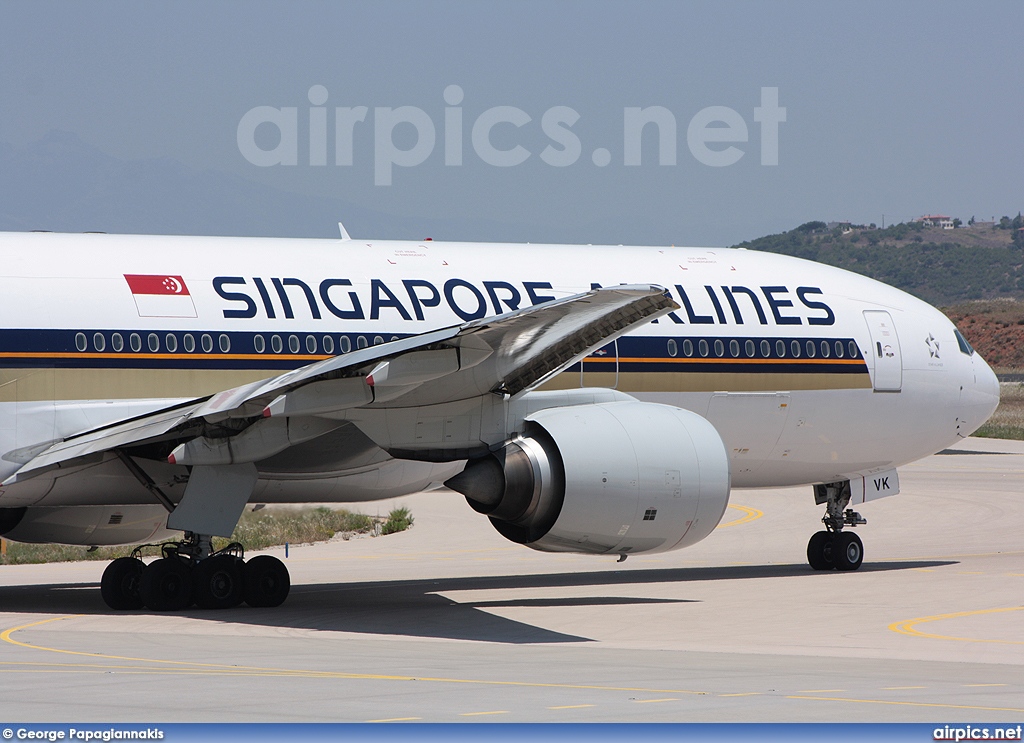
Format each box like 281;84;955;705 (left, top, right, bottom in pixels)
0;232;999;510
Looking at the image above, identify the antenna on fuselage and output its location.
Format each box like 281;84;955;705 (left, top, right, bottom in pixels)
337;221;352;241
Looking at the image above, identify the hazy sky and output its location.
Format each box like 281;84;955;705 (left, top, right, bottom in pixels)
1;1;1021;246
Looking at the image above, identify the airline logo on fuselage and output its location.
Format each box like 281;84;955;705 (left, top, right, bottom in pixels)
212;277;836;327
125;274;197;318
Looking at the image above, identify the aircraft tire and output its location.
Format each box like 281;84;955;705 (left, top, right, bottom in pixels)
806;530;834;571
100;557;145;610
833;531;864;571
139;557;193;611
243;555;290;608
193;554;244;610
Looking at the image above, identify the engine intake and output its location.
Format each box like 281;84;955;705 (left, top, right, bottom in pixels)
446;401;731;556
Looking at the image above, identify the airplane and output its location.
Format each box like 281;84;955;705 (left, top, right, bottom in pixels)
0;229;999;611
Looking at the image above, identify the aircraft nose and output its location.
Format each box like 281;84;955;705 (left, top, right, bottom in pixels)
962;352;1000;435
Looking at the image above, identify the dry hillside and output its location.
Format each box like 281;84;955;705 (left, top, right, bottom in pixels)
945;300;1024;371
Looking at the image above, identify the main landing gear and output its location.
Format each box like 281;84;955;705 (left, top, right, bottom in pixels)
99;533;290;611
806;480;865;572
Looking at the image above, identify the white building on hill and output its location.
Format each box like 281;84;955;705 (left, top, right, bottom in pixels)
916;214;954;229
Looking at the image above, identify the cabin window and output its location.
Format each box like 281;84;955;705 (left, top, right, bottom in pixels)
729;339;740;358
357;336;368;349
74;333;88;352
340;336;352;353
322;335;335;354
253;335;266;353
834;340;845;358
165;334;178;353
745;340;755;358
820;340;830;358
776;340;786;357
111;333;124;352
698;339;709;357
130;333;142;352
848;341;860;359
148;333;160;352
306;335;317;354
219;334;231;353
183;334;196;353
805;340;815;358
288;335;300;353
682;339;693;357
760;340;771;358
373;335;384;346
93;333;106;352
667;339;678;357
271;335;283;353
201;334;213;353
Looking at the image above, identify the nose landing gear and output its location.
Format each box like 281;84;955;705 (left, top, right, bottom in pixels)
807;480;865;572
807;529;864;571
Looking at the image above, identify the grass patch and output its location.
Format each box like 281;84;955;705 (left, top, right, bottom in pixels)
974;423;1024;440
0;543;134;566
380;506;414;535
213;506;374;552
0;505;412;566
973;382;1024;440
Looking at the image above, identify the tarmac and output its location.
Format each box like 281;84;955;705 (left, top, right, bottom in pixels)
0;436;1021;722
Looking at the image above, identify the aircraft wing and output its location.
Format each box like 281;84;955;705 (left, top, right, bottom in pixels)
3;285;676;484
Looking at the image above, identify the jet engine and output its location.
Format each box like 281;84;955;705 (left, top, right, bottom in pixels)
445;401;731;556
0;504;175;546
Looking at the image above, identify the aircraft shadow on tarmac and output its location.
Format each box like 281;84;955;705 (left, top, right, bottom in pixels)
937;449;1011;456
0;560;955;644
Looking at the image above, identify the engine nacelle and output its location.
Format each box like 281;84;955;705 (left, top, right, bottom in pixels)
0;505;175;546
445;401;731;556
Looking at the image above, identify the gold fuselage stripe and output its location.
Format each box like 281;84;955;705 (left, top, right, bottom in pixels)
0;366;871;403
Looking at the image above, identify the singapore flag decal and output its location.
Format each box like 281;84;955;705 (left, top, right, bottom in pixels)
124;274;197;318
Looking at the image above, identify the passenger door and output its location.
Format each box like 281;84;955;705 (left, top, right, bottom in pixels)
863;310;902;392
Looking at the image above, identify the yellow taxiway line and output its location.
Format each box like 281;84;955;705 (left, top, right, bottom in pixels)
3;611;1019;716
0;615;708;692
717;504;764;528
889;606;1024;644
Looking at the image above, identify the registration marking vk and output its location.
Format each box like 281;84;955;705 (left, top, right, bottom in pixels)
850;468;900;504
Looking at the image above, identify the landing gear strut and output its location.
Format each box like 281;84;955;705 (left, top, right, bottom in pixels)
99;533;289;611
807;480;865;572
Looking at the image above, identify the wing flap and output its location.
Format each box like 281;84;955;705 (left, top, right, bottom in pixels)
359;283;676;407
